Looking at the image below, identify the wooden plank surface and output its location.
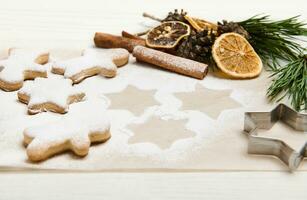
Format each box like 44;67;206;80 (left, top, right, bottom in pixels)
0;172;307;200
0;0;306;199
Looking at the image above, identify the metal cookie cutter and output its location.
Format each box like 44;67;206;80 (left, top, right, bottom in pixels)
244;104;307;171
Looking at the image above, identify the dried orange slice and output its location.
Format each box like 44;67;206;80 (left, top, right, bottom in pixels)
212;33;263;79
146;21;190;49
184;15;218;32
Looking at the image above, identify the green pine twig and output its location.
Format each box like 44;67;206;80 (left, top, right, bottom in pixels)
238;15;307;67
267;54;307;111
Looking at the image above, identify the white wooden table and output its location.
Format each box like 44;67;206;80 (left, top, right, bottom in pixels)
0;0;306;199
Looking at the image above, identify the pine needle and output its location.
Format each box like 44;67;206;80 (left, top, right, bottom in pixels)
238;15;307;67
267;54;307;111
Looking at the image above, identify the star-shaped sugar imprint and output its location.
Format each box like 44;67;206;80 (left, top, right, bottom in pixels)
127;116;195;149
52;48;129;83
0;49;49;91
104;85;160;115
244;104;307;171
174;83;241;119
23;113;111;162
18;76;85;114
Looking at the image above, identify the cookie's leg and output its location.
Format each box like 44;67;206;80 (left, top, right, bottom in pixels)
26;138;69;162
69;135;91;156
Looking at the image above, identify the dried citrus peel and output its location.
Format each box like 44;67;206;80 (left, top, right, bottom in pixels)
184;15;218;32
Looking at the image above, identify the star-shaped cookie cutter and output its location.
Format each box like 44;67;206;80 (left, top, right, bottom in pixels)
244;104;307;171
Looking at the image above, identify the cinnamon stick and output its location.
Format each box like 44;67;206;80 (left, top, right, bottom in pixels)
94;32;145;52
121;31;145;41
133;46;208;80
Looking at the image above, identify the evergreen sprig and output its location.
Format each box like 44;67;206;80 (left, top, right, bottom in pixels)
239;15;307;111
238;15;307;66
267;54;307;111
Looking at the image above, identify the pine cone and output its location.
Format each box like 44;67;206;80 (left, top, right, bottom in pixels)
163;9;188;23
217;20;250;39
176;29;216;63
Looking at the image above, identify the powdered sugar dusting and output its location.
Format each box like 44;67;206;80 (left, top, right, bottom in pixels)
0;49;48;83
133;46;208;79
8;49;49;62
83;48;129;60
23;112;110;161
24;113;110;142
19;76;85;110
53;48;129;79
0;48;283;171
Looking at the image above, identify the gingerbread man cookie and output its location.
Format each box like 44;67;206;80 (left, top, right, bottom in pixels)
52;48;129;83
23;114;111;162
18;77;85;114
0;49;49;91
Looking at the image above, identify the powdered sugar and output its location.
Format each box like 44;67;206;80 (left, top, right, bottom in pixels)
24;113;110;141
0;49;48;83
23;112;110;161
8;49;48;62
18;76;85;112
53;48;129;80
0;49;285;170
133;46;208;79
83;48;129;60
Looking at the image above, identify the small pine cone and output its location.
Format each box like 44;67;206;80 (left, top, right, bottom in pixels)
217;20;250;39
163;9;188;23
176;30;216;63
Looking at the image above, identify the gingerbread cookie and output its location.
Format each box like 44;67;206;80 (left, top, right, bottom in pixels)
18;77;85;114
23;114;111;162
52;48;129;83
0;49;49;91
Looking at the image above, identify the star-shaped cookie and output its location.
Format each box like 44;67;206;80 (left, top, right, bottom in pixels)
0;49;49;91
174;83;241;119
127;116;195;149
104;85;160;115
244;104;307;171
18;77;85;114
23;113;111;162
52;48;129;83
